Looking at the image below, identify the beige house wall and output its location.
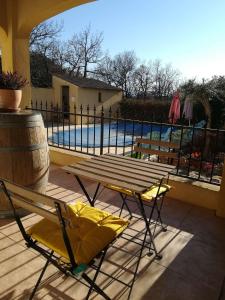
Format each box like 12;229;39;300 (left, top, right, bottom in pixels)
31;76;122;124
77;88;122;123
52;76;79;124
52;76;122;124
77;88;122;111
31;87;54;108
52;76;78;110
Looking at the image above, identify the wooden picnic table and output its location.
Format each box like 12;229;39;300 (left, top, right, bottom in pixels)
63;153;176;195
63;153;176;259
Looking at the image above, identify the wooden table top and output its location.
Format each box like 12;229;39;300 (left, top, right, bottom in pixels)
63;154;176;194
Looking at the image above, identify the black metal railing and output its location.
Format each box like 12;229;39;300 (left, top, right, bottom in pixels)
29;101;225;186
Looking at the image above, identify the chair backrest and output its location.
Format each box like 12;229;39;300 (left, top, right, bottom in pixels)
0;179;68;226
133;138;180;160
0;178;77;267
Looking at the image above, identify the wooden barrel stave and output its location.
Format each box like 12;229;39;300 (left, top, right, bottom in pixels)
0;111;49;216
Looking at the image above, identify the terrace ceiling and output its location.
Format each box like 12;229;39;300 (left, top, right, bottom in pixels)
0;0;94;107
0;0;94;38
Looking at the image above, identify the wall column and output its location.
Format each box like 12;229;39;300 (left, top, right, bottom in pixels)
0;0;94;109
13;37;31;108
1;35;31;109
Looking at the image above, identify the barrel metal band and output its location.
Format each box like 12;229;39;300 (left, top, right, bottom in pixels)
0;122;43;128
0;143;47;152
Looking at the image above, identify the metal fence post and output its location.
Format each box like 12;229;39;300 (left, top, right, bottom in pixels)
100;106;104;155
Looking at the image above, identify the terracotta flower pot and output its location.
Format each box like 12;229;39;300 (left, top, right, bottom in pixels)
0;89;22;111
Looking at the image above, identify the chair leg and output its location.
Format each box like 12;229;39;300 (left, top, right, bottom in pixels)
82;273;111;300
154;194;167;232
127;226;149;299
86;249;107;300
135;195;162;260
29;250;54;300
149;194;167;238
119;193;133;219
146;197;158;240
119;201;125;217
146;195;167;253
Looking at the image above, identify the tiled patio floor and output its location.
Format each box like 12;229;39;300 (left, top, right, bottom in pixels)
1;164;225;299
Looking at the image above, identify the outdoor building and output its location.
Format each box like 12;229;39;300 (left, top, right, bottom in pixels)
32;74;122;123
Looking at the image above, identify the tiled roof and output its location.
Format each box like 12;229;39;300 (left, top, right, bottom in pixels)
53;74;121;91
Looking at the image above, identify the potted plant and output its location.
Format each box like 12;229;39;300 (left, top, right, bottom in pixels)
0;71;28;111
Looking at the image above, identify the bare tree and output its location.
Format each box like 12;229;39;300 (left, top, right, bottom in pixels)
30;20;65;87
162;63;180;96
96;54;180;99
151;60;180;98
95;54;115;84
30;22;103;85
151;60;163;97
68;25;103;78
29;21;180;96
112;51;137;97
64;36;83;77
30;20;63;51
49;40;67;73
132;64;153;98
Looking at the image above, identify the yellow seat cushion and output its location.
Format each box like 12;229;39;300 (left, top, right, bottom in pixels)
28;202;128;265
106;184;171;202
105;185;133;196
141;184;170;201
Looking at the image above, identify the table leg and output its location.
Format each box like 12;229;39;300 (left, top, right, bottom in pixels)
75;175;101;207
119;193;133;219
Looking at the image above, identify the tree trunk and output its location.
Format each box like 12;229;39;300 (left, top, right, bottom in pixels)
200;96;211;128
199;96;211;159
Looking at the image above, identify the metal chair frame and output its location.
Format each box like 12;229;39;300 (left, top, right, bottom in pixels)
119;178;168;234
133;137;175;226
0;179;131;300
118;178;167;257
114;138;176;258
72;174;170;298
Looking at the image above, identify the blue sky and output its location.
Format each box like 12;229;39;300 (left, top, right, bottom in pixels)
51;0;225;80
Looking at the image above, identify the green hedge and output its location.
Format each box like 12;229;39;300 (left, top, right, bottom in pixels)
120;99;171;122
120;98;208;125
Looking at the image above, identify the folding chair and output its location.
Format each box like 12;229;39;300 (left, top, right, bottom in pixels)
105;138;179;252
134;138;179;165
0;179;129;300
111;179;170;231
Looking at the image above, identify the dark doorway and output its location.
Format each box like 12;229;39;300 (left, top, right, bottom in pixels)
62;86;69;119
98;92;102;103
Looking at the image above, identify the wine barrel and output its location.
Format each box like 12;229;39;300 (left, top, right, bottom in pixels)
0;110;49;217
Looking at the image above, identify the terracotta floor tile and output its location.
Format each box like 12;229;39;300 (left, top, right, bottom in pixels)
0;213;43;244
157;233;225;291
159;197;193;231
180;205;225;249
0;164;224;300
0;218;15;228
0;234;57;300
128;264;218;300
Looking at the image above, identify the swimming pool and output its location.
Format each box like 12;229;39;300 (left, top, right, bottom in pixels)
50;121;170;147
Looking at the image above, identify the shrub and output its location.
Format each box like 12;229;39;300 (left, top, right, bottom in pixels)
120;99;171;122
0;71;28;90
210;98;225;129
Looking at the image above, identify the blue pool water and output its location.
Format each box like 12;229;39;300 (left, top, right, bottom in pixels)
50;122;169;147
